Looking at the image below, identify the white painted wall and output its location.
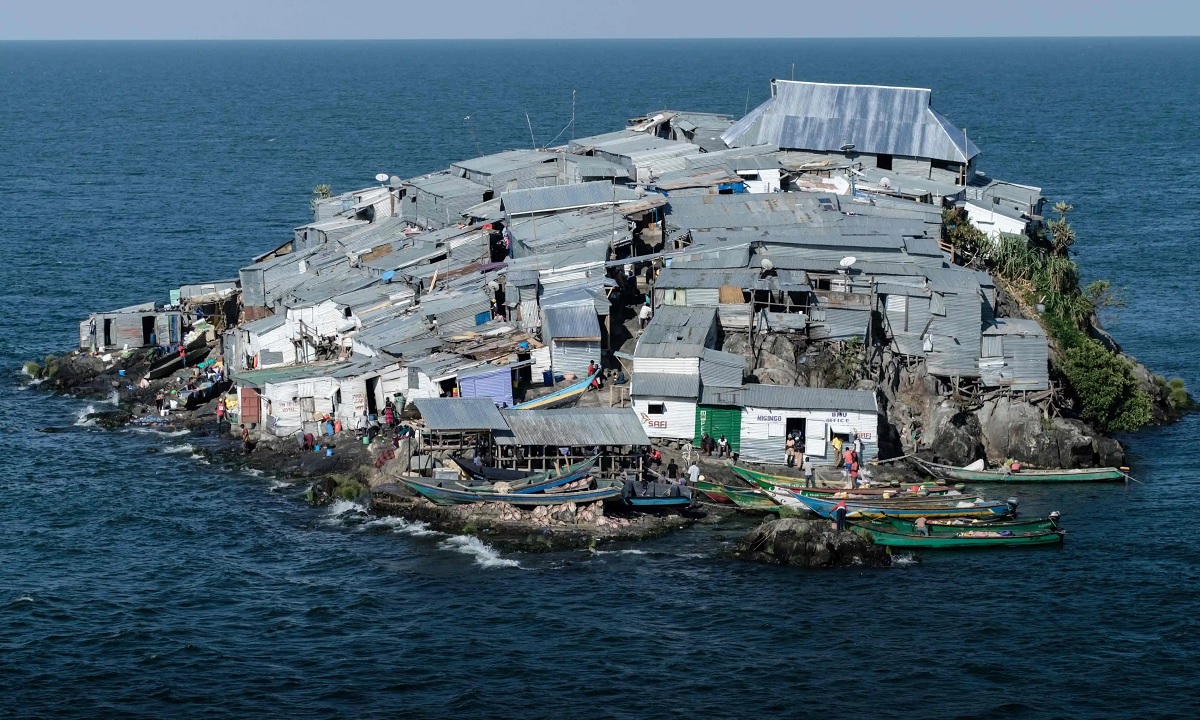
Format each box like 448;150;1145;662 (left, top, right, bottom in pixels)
631;397;697;441
965;201;1026;241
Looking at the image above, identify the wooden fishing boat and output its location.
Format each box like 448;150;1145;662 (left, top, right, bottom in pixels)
618;479;692;509
402;477;621;506
460;456;599;494
863;515;1061;536
791;492;1014;520
449;456;533;484
911;458;1127;484
510;370;601;410
694;479;735;503
731;466;955;496
850;521;1064;548
725;488;781;513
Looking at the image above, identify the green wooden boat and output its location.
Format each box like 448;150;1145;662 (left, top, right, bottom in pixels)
912;458;1128;484
850;521;1065;548
695;479;734;503
725;488;781;513
731;466;954;496
863;515;1061;536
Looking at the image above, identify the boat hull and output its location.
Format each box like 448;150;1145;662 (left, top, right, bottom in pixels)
913;459;1126;483
511;371;601;410
725;488;781;513
850;524;1065;548
732;466;953;496
403;478;620;506
792;492;1013;520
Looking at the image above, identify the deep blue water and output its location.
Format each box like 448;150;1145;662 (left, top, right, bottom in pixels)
2;39;1199;719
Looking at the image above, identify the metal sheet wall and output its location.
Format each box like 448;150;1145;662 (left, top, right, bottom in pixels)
240;267;266;306
694;405;741;450
631;397;697;441
686;288;721;306
549;339;600;377
717;304;751;329
632;357;699;375
926;293;982;378
738;406;802;465
458;366;515;407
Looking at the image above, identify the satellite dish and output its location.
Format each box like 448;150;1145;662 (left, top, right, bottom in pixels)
381;270;396;283
839;256;857;268
879;177;892;190
840;143;856;153
389;175;402;188
760;258;775;271
375;173;389;183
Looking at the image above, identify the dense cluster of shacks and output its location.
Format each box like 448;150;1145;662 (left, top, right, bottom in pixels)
80;79;1053;473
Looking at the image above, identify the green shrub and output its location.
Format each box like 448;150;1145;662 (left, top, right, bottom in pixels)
1059;338;1154;432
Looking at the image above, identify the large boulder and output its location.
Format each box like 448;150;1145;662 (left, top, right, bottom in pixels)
926;400;984;466
975;397;1125;468
731;517;891;568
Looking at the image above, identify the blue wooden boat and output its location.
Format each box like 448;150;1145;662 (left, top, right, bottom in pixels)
460;456;599;494
511;370;600;410
449;455;533;483
402;477;621;506
790;491;1014;520
617;479;693;509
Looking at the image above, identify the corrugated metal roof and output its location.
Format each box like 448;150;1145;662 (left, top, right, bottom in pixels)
631;372;700;399
543;305;601;341
638;305;717;349
412;397;508;431
983;317;1044;336
502;181;639;216
406;172;490;199
451;149;554;176
507;208;631;254
722;80;980;163
699;383;878;413
242;314;286;335
497;408;650;447
235;361;348;388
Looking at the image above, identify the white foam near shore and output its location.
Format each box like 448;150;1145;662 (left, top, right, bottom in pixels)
438;535;520;568
129;427;190;438
361;516;442;538
324;499;371;523
107;389;119;405
73;404;97;427
162;444;195;455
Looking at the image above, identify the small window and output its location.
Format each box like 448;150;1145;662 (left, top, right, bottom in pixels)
648;404;666;415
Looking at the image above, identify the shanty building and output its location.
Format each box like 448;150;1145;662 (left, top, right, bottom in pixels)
629;306;719;441
500;181;640;219
450;149;560;192
493;407;651;476
411;397;509;453
722;80;981;185
979;318;1049;392
401;172;491;230
716;384;880;466
241;313;295;369
80;303;185;352
456;362;516;408
543;304;602;378
232;361;345;438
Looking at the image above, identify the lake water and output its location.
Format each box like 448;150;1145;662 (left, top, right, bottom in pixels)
2;39;1198;719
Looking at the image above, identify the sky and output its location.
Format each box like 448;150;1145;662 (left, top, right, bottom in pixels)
0;0;1197;40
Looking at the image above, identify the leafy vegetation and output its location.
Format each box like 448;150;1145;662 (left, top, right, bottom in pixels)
941;206;1169;431
310;183;333;212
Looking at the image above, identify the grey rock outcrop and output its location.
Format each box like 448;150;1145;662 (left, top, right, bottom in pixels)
731;517;891;568
926;400;985;466
975;397;1124;467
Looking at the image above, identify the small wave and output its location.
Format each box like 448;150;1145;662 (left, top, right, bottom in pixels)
892;553;919;567
595;549;648;556
74;404;98;426
107;389;120;405
162;444;195;455
439;536;520;568
362;516;442;537
243;468;265;477
129;427;189;438
326;499;371;518
8;596;34;605
267;479;290;491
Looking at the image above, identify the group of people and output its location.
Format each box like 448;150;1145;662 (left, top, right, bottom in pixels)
697;433;731;458
831;434;865;488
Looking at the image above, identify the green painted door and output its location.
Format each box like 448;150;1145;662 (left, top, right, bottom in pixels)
695;405;741;450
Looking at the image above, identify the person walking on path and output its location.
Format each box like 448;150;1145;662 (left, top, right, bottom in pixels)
356;410;369;437
215;397;226;430
687;461;700;485
666;459;679;480
803;456;815;488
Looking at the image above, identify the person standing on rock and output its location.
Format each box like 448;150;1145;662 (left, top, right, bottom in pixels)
155;391;165;415
356;410;369;437
687;461;700;486
853;435;863;462
240;424;252;455
216;397;226;430
666;458;679;480
832;499;848;532
832;436;844;467
803;456;814;488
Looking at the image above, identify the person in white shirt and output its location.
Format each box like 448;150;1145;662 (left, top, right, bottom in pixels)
638;303;653;329
687;462;700;485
